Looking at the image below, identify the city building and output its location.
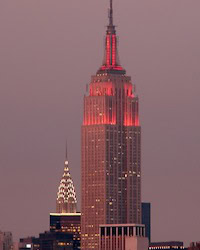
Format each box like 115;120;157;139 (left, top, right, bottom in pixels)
99;224;148;250
19;212;81;250
19;144;81;250
38;231;80;249
0;231;13;250
50;213;81;243
81;0;142;249
19;237;40;250
188;242;200;250
149;241;186;250
19;231;80;250
50;144;81;247
56;144;77;214
142;202;151;242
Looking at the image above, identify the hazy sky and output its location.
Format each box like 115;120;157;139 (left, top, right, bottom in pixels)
0;0;200;246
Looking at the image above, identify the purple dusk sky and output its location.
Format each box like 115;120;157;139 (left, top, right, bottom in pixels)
0;0;200;246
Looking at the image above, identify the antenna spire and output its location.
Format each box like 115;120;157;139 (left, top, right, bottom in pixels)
65;140;68;160
109;0;113;26
97;0;126;74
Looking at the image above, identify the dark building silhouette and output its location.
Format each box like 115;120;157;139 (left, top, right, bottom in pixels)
149;241;187;250
50;213;81;244
188;242;200;250
38;231;80;250
19;231;80;250
81;0;142;249
142;202;151;242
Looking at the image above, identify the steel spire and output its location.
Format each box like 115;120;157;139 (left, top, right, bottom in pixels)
109;0;113;26
65;140;68;160
97;0;125;74
56;142;77;214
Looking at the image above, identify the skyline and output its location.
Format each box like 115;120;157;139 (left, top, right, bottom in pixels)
0;0;200;246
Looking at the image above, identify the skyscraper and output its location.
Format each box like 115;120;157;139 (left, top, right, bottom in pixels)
56;144;77;214
142;202;151;242
81;0;141;249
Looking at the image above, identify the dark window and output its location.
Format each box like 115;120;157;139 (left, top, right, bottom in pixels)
124;227;127;236
129;226;133;236
106;227;110;236
118;227;122;236
136;227;139;236
112;227;116;236
142;227;144;237
101;227;105;236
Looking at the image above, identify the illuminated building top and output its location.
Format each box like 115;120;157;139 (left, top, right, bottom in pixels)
56;144;77;214
97;0;125;75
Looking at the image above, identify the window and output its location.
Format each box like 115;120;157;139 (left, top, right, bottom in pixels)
124;227;128;236
101;227;105;236
112;227;116;236
118;227;122;236
106;227;110;236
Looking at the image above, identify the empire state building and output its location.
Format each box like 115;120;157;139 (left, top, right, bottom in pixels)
81;1;141;249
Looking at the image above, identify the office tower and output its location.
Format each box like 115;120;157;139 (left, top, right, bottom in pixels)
81;0;141;248
100;224;148;250
56;145;77;213
50;213;81;245
142;202;151;242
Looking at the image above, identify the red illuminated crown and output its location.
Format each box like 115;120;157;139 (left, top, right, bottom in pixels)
97;0;126;75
